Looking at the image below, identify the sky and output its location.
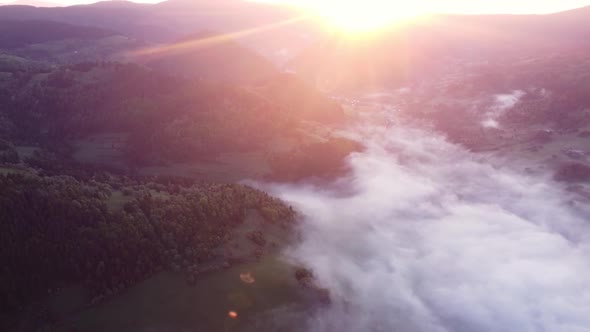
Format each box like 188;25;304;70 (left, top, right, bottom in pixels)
1;0;590;14
259;0;590;14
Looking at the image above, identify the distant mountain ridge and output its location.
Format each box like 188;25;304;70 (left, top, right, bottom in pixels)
0;2;589;89
0;19;281;84
0;0;308;40
0;19;118;48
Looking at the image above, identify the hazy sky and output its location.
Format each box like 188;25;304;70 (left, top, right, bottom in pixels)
2;0;590;14
259;0;590;14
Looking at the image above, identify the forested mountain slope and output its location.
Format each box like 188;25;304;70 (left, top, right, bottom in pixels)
0;20;117;48
0;0;311;52
0;62;345;169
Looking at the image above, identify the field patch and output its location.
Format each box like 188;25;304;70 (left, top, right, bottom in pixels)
15;146;40;160
72;132;128;169
140;151;271;182
55;256;305;332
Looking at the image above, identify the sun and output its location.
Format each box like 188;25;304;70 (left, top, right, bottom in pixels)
305;0;426;33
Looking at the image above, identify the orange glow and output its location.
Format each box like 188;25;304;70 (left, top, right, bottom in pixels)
257;0;590;17
240;272;256;284
228;311;238;318
305;0;427;33
256;0;590;34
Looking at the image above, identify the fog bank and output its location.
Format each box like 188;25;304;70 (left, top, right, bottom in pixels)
266;124;590;332
481;90;525;128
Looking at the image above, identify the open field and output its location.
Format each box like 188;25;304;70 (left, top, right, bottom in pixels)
54;255;304;332
0;167;29;175
72;133;129;169
15;146;40;160
71;126;332;182
139;152;271;183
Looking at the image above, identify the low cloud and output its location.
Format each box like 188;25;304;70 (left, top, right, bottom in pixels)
481;90;525;128
265;124;590;332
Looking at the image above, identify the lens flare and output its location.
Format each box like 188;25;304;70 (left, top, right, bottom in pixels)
306;0;427;33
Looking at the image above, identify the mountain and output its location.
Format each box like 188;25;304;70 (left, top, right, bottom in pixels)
0;0;314;56
0;19;118;49
0;20;143;64
0;3;177;42
0;19;279;82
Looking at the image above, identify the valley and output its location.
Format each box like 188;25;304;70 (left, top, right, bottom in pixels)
2;2;590;332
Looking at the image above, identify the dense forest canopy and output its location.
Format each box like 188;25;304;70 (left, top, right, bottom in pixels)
0;20;118;49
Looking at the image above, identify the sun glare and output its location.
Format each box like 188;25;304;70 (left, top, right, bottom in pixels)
306;0;426;33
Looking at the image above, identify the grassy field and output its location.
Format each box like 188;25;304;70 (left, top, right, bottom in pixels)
0;167;29;175
106;189;171;212
139;151;271;183
70;120;334;183
54;255;305;332
105;191;135;212
72;132;272;181
15;146;40;160
72;133;129;169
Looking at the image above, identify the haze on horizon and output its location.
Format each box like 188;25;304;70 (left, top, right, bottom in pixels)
1;0;590;15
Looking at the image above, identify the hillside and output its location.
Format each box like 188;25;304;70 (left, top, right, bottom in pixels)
0;0;312;53
0;20;284;81
0;20;118;49
140;31;279;83
0;55;348;331
0;61;347;172
0;3;176;41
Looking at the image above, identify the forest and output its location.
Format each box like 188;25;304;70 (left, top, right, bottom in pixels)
0;60;348;168
0;170;295;315
0;20;117;49
0;34;355;330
